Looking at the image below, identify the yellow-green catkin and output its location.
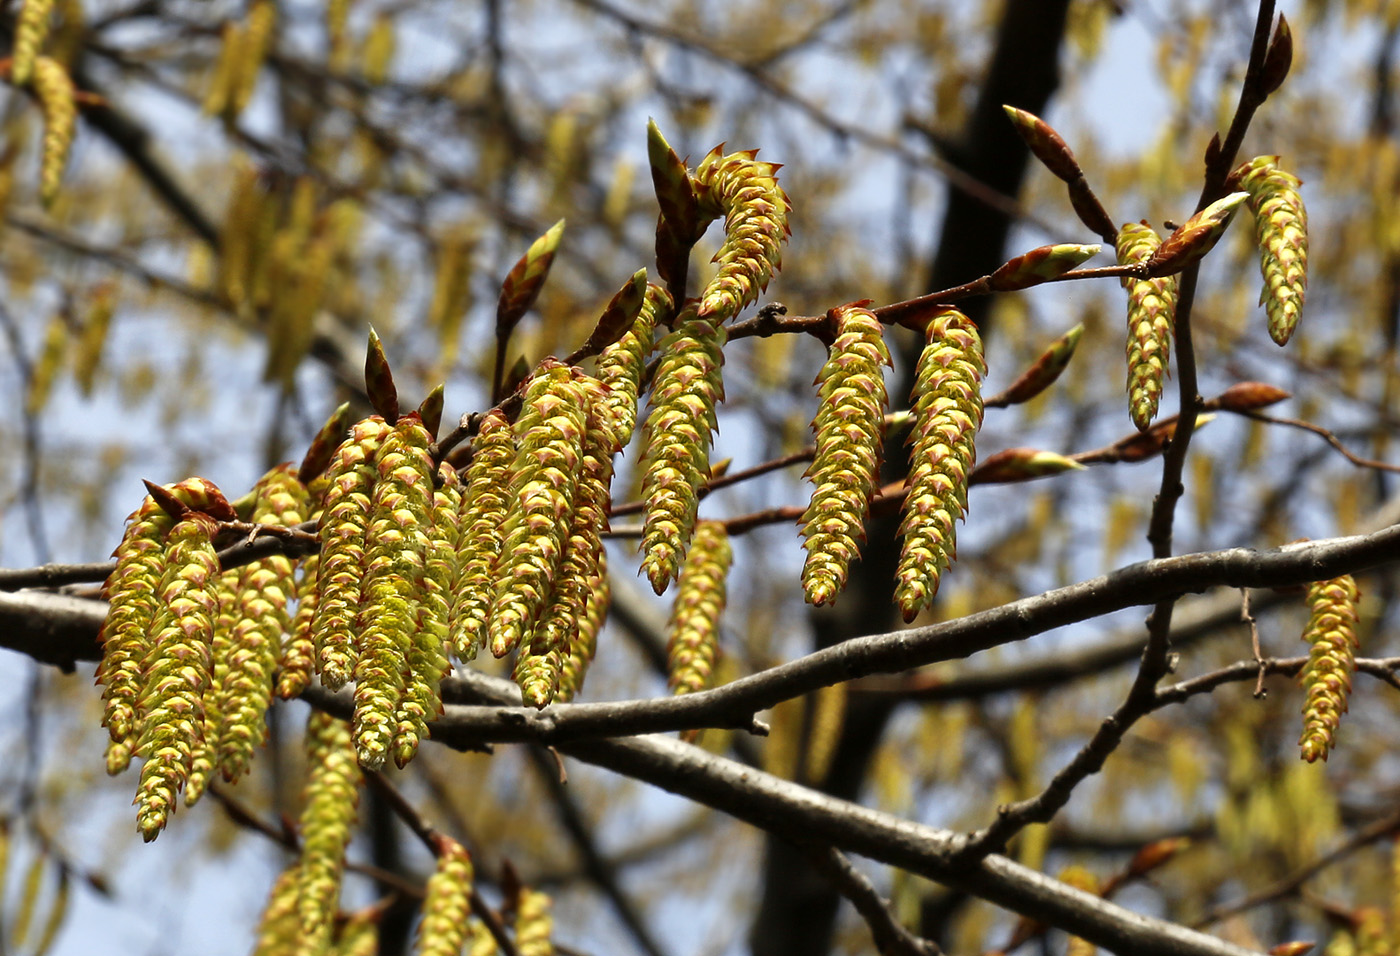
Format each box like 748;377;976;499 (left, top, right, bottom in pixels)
595;283;670;447
1299;575;1361;763
488;362;586;659
297;712;362;949
251;866;302;956
638;303;726;593
98;477;225;774
133;512;222;842
1116;222;1179;431
314;416;391;689
452;409;515;661
334;909;381;956
557;553;608;703
230;0;276;116
894;309;984;623
514;374;617;707
1237;155;1308;346
391;462;460;768
801;304;891;607
693;147;791;325
413;836;475;956
10;0;55;86
185;576;238;807
31;56;75;207
356;415;436;771
214;465;308;782
279;476;328;699
514;889;553;956
665;521;732;695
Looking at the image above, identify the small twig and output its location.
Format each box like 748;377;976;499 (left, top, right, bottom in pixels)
1239;410;1400;474
803;844;943;956
1241;589;1267;698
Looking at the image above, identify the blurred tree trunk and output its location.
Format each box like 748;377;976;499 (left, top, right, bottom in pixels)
748;2;1073;953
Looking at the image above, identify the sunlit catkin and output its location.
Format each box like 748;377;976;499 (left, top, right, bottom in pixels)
894;309;984;622
214;465;308;782
133;512;222;842
313;416;390;689
801;304;891;607
1299;574;1360;763
595;283;670;446
638;303;726;593
557;554;608;703
98;477;226;773
666;521;732;695
513;888;554;956
514;374;617;707
251;866;302;956
297;712;362;949
452;409;515;661
31;56;75;207
10;0;55;86
355;415;435;771
413;836;475;956
1116;221;1179;431
693;147;791;325
391;462;459;768
1236;155;1308;346
488;362;586;659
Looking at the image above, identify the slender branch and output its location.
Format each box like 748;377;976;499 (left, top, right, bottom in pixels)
802;844;942;956
436;670;1264;956
1193;804;1400;929
1240;410;1400;474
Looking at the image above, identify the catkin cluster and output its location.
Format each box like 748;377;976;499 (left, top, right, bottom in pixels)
1298;575;1361;763
801;304;891;607
1116;222;1179;431
895;309;985;622
1234;155;1308;346
96;477;261;841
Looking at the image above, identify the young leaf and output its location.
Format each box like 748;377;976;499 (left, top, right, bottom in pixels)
985;324;1083;408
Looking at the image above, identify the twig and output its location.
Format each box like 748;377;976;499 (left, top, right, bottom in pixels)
1240;410;1400;474
1242;589;1267;698
802;844;943;956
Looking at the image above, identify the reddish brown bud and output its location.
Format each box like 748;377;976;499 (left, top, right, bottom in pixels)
1211;382;1290;413
364;328;400;423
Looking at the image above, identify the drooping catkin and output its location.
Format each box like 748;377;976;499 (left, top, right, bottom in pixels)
638;303;726;593
313;416;391;689
31;56;76;207
251;866;302;956
514;374;618;707
230;0;276;117
894;309;984;622
452;409;515;661
488;361;586;659
133;512;222;842
693;147;791;325
355;415;435;771
413;836;475;956
279;477;327;699
213;465;308;781
297;712;362;949
513;888;554;956
665;521;732;695
1236;155;1308;346
1116;222;1179;431
1299;574;1361;763
98;477;227;773
185;576;237;807
10;0;55;86
557;552;608;703
800;304;891;607
594;283;670;447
